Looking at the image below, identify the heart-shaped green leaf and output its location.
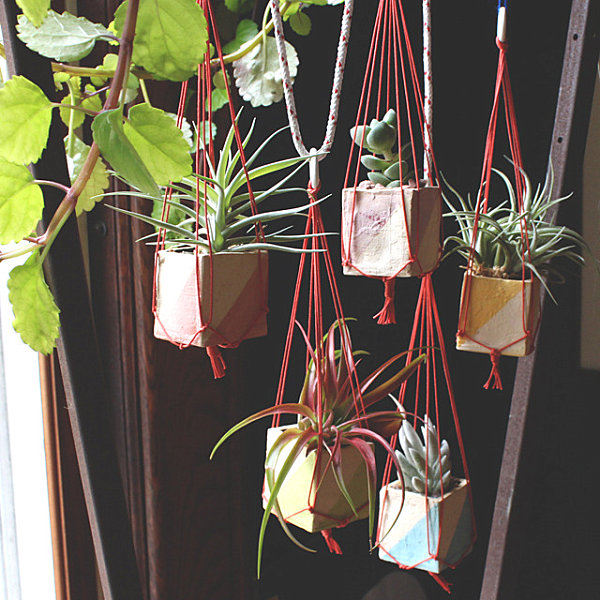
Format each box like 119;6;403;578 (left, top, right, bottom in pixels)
123;103;192;185
7;254;60;354
0;76;53;164
0;158;44;243
114;0;208;81
17;10;113;62
92;108;159;196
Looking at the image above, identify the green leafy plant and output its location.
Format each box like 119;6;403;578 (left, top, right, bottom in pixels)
395;411;452;497
211;319;426;576
443;165;592;300
349;108;413;187
0;0;341;353
108;116;325;254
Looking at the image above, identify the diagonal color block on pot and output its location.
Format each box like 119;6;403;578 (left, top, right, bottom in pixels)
456;273;541;356
341;185;441;278
154;250;268;348
378;479;473;573
263;426;369;533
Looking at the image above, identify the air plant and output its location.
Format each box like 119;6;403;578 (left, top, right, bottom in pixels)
395;412;452;497
108;115;326;254
443;164;592;300
210;319;425;576
349;109;414;187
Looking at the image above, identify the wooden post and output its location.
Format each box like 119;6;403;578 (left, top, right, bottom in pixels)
480;1;600;598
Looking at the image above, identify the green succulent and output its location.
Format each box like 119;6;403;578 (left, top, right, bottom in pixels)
395;411;452;497
108;116;326;254
443;164;593;300
349;108;413;187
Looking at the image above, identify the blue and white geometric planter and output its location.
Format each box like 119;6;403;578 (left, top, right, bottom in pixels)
377;478;473;573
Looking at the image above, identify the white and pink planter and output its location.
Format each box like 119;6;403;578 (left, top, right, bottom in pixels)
153;250;268;348
341;184;442;278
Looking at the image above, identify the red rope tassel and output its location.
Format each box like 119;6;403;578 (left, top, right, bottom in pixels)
321;529;343;555
429;572;452;594
374;278;396;325
483;349;503;390
206;346;226;379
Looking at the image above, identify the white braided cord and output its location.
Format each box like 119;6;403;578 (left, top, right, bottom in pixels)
423;0;433;182
269;0;354;160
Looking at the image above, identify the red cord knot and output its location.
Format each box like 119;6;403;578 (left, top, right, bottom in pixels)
430;572;453;594
321;529;343;555
496;37;509;52
483;349;503;390
307;182;322;196
206;346;226;379
373;278;396;325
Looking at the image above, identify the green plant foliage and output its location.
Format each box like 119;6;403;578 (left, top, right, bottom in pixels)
0;159;44;243
233;37;298;107
443;164;592;299
0;76;53;164
17;10;113;62
114;0;209;81
289;11;311;36
91;54;140;104
108;117;321;254
64;135;109;216
15;0;50;27
122;103;193;185
349;109;414;187
91;108;159;197
211;319;426;577
222;18;258;54
395;413;452;497
7;255;60;354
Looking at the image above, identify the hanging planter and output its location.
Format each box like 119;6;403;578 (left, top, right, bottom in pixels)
111;115;319;375
263;425;370;533
211;319;425;576
455;271;540;357
444;165;590;385
153;249;268;348
378;415;473;574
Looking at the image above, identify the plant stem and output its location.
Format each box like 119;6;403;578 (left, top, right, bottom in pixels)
38;0;140;258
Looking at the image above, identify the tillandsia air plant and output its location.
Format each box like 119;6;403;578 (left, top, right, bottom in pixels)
109;115;325;254
210;319;426;576
349;108;414;187
395;410;452;497
443;164;592;300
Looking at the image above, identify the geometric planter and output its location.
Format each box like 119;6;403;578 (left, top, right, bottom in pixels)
262;426;370;533
456;272;541;357
341;185;442;278
377;479;473;573
153;249;268;348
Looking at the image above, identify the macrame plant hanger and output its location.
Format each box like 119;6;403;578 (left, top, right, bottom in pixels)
340;0;443;325
267;0;369;553
358;0;475;591
152;0;268;378
456;3;537;390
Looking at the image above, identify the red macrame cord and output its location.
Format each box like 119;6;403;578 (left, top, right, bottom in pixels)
456;29;538;390
341;0;443;324
377;275;476;587
151;0;268;378
268;185;370;552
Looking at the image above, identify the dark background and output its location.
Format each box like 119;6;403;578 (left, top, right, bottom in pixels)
70;1;597;599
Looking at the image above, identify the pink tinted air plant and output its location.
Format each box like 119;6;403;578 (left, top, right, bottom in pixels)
210;319;426;577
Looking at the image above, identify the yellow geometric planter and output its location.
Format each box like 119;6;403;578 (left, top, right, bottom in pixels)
153;250;268;348
262;426;370;533
456;272;541;357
